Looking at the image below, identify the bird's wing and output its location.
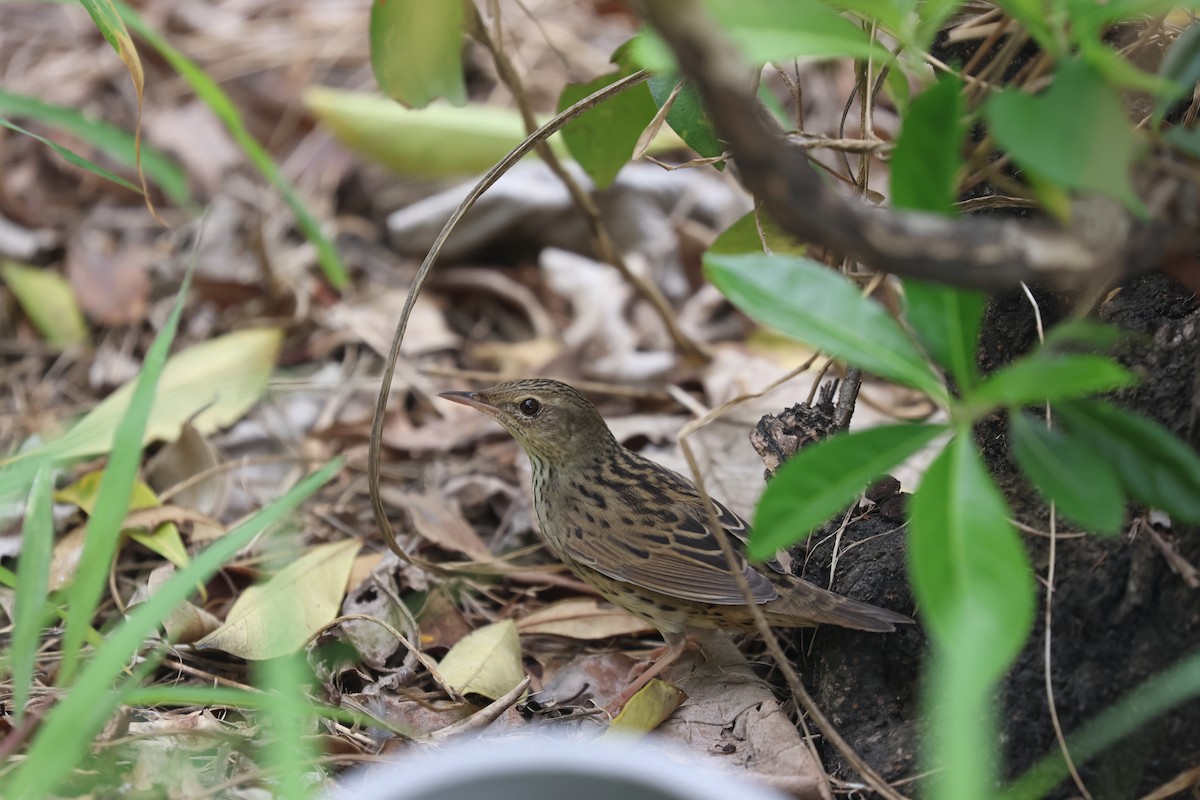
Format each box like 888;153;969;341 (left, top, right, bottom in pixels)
560;458;786;606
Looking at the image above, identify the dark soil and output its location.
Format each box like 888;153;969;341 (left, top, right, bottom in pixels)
784;272;1200;798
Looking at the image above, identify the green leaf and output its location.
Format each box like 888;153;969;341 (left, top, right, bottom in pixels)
1;261;89;347
750;423;947;560
890;72;965;216
1056;399;1200;521
908;431;1035;677
559;68;658;188
1;118;140;196
985;58;1145;215
631;0;890;70
0;91;190;206
1008;412;1125;535
1040;319;1122;352
115;1;347;289
967;354;1136;414
1005;646;1200;800
10;463;54;725
647;74;724;160
369;0;466;109
7;460;342;799
1156;22;1200;121
257;652;320;800
709;210;807;257
904;280;985;391
704;253;945;399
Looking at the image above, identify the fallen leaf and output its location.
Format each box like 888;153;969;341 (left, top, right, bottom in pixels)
380;488;491;561
144;422;229;520
197;539;362;659
66;228;149;326
437;619;524;701
604;678;687;740
1;261;88;347
144;564;221;643
41;328;282;462
516;598;654;640
54;471;189;578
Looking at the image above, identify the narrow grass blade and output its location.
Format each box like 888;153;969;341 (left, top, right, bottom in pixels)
114;1;347;289
10;462;54;724
1;118;140;195
58;267;193;684
0;91;191;206
5;459;341;800
258;652;320;800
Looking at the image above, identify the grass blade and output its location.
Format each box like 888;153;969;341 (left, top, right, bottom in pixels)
9;462;54;724
114;1;347;289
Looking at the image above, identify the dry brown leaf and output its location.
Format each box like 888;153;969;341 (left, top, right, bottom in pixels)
516;597;654;640
66;228;149;326
144;422;229;544
144;564;221;643
197;539;362;659
380;487;491;560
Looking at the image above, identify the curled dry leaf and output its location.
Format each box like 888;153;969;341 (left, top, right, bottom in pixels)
341;567;417;670
379;487;491;561
516;597;654;640
144;422;229;544
197;538;363;660
143;564;221;643
437;618;525;701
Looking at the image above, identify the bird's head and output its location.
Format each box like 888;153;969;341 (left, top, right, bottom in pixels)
438;379;616;464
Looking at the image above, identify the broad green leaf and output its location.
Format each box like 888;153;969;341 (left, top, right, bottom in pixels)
632;0;890;69
1;261;88;347
1082;38;1178;96
751;423;947;560
966;354;1136;415
991;0;1061;56
647;75;724;160
559;68;658;188
1056;399;1200;521
826;0;914;39
908;431;1035;677
44;328;281;463
1;118;140;196
986;58;1145;214
891;72;965;216
904;281;985;391
303;86;683;178
1166;126;1200;160
8;460;341;799
704;253;945;399
1040;319;1122;352
115;1;347;289
438;618;525;700
59;266;192;685
1156;22;1200;121
708;210;807;257
369;0;466;109
10;463;54;724
197;538;362;659
0;91;190;206
1008;412;1125;535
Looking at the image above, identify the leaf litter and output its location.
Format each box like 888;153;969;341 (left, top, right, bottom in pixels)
0;0;927;796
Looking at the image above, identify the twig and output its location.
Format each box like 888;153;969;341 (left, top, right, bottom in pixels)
467;4;707;362
367;68;656;568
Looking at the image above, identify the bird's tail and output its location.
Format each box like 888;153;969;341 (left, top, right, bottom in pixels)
767;577;913;633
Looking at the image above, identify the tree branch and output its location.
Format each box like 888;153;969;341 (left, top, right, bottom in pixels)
638;0;1196;291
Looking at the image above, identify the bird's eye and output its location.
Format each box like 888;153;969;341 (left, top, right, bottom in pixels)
518;398;541;417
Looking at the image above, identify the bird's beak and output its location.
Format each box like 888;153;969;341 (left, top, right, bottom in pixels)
438;390;497;415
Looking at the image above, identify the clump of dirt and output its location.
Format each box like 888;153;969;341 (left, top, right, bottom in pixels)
786;272;1200;797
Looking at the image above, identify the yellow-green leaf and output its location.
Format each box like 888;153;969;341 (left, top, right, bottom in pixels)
197;539;362;659
603;679;687;739
1;262;88;347
438;619;525;701
46;328;282;462
55;471;188;570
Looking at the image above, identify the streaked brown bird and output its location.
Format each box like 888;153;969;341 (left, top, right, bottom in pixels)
440;379;910;705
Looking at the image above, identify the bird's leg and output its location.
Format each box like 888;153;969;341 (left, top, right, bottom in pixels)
608;631;696;712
